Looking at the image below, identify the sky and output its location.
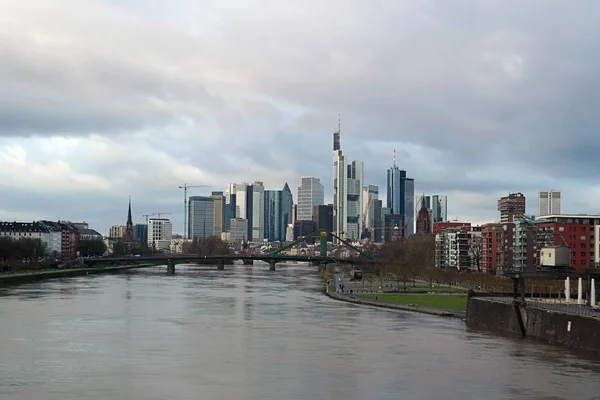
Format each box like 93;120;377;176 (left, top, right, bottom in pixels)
2;0;600;236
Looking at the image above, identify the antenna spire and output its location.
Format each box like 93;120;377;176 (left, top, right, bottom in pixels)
393;149;396;168
338;114;341;134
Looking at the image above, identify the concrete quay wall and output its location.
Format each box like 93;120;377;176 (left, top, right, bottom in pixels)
467;297;600;354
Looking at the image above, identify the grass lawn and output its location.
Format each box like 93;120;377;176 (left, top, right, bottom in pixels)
358;293;468;312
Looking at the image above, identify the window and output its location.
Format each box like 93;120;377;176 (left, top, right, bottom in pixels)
559;226;565;232
581;252;586;257
581;236;587;241
581;243;586;248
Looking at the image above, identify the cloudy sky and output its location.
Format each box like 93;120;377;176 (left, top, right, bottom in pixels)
1;0;599;235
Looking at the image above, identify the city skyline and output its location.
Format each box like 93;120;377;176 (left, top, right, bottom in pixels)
1;0;599;234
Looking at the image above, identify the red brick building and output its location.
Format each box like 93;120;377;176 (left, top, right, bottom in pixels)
536;222;591;269
433;222;471;236
481;223;504;272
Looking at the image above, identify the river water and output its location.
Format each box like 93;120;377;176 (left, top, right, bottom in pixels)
0;263;599;400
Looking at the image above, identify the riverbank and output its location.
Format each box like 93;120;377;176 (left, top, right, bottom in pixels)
325;286;466;318
0;265;153;286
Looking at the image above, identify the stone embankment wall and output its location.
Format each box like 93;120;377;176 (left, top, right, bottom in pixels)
467;297;600;354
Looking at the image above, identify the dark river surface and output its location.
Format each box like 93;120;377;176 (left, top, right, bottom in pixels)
1;262;599;400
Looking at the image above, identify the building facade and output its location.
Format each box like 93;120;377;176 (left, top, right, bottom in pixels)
498;192;526;223
148;219;173;250
264;190;286;242
313;204;334;241
333;138;347;242
188;196;215;239
211;191;225;237
481;223;504;272
538;190;562;217
297;177;325;221
346;160;364;240
362;185;379;233
251;181;265;242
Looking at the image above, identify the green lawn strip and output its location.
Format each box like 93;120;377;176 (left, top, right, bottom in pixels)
358;293;467;312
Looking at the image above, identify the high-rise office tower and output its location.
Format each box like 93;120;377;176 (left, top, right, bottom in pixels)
362;185;379;232
387;150;402;215
264;189;284;242
386;150;414;238
234;183;253;240
297;177;325;221
211;191;225;237
282;183;293;225
188;196;215;239
251;181;265;241
332;120;347;242
346;160;364;240
432;195;448;222
538;190;562;216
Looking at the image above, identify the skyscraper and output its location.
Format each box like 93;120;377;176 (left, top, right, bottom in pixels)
346;160;364;239
432;195;448;222
332;120;347;242
362;185;379;232
538;190;562;216
188;196;215;239
386;150;402;215
264;189;284;242
211;191;225;237
297;177;325;221
251;181;265;241
386;150;414;238
282;183;293;225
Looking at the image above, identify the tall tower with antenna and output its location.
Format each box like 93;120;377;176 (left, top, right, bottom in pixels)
332;114;347;242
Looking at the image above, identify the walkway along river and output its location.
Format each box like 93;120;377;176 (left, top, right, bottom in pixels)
0;262;599;400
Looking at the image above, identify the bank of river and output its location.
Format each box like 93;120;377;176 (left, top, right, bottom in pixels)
325;285;466;318
0;264;152;286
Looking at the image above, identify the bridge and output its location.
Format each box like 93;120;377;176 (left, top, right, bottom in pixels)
85;229;376;274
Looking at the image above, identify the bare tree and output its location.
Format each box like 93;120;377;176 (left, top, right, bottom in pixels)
468;234;483;272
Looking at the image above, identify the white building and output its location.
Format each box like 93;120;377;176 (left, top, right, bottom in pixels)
333;146;347;242
538;190;562;217
362;185;379;230
346;160;364;240
297;177;325;221
148;218;173;250
109;225;125;238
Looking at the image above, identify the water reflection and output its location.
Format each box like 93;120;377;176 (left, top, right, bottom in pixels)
0;263;599;400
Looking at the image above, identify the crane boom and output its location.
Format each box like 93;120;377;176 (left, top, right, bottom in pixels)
178;183;211;239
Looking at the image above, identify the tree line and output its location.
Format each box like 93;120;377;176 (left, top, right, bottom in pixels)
182;236;231;256
359;234;567;293
0;237;48;264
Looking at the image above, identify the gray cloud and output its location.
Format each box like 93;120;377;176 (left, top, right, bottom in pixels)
2;0;600;233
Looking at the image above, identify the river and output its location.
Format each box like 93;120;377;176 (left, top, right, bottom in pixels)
0;262;599;400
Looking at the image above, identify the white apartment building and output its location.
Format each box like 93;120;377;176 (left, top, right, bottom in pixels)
148;218;173;250
297;177;325;221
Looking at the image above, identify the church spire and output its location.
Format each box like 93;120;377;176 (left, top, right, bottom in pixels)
124;196;134;241
127;196;133;226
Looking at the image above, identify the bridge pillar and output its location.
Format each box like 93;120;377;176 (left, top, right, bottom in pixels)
167;259;175;275
217;261;225;270
268;260;277;271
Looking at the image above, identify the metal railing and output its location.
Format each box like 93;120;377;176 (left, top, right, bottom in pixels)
475;295;600;319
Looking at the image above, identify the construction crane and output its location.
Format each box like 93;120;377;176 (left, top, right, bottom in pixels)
142;213;156;224
178;183;211;239
155;212;172;219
